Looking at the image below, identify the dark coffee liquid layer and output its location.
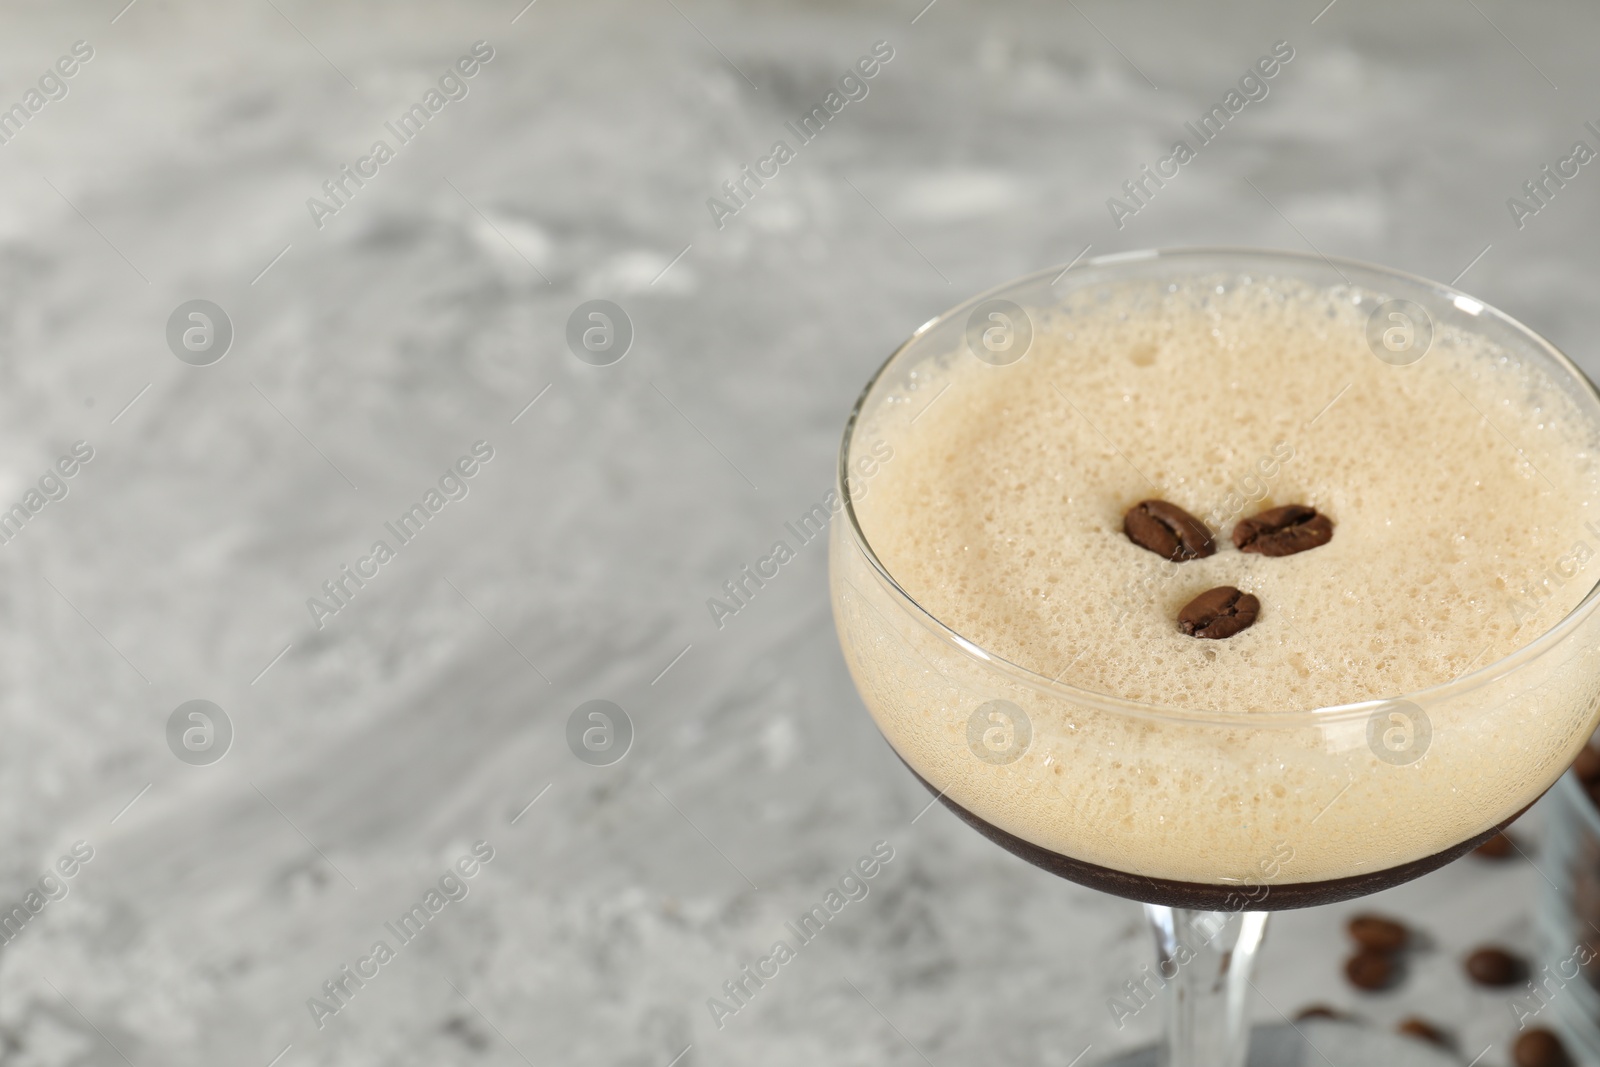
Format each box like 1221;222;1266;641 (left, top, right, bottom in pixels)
900;758;1535;910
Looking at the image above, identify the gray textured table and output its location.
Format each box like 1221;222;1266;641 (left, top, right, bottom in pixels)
0;1;1590;1064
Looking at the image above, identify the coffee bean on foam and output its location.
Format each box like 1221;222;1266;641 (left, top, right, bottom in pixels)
1232;503;1334;556
1178;586;1258;639
1123;499;1215;562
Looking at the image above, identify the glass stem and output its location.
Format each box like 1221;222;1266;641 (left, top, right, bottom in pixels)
1144;905;1269;1067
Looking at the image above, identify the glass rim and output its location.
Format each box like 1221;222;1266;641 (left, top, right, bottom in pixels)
836;245;1600;727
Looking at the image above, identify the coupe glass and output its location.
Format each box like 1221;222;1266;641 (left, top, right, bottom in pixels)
829;248;1600;1066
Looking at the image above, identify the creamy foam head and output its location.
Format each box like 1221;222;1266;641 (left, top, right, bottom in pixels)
833;272;1600;885
856;278;1600;711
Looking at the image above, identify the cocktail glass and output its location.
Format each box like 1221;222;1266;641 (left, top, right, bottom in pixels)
830;248;1600;1065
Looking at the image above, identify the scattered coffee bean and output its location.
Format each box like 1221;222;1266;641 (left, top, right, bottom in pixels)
1396;1017;1448;1047
1124;499;1216;562
1232;504;1335;557
1347;914;1408;953
1572;743;1600;784
1293;1004;1348;1022
1178;586;1260;639
1464;946;1526;987
1514;1028;1574;1067
1343;950;1395;991
1473;831;1516;860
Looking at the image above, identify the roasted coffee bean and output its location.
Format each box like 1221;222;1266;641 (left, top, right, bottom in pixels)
1464;946;1525;987
1572;744;1600;784
1293;1004;1347;1022
1347;914;1408;953
1178;586;1259;639
1396;1017;1448;1047
1344;950;1395;991
1124;499;1216;562
1232;504;1335;557
1473;831;1516;860
1514;1028;1574;1067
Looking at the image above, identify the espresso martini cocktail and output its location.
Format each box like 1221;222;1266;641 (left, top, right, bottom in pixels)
830;249;1600;1065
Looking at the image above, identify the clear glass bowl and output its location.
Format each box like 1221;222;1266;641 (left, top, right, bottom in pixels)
829;248;1600;909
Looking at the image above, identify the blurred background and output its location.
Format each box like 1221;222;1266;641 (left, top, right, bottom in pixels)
0;0;1593;1064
